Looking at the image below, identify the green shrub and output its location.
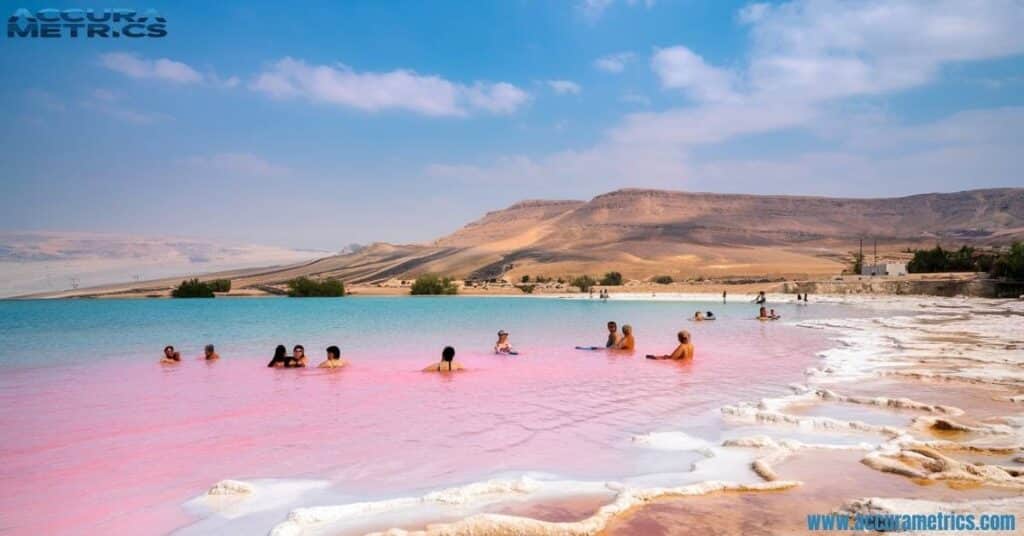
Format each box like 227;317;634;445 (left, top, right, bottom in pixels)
517;284;536;294
600;271;623;286
908;245;981;273
571;275;597;292
208;279;232;292
287;277;346;297
520;274;531;283
991;242;1024;280
410;274;458;295
171;278;215;298
849;251;864;274
652;275;674;284
534;275;551;283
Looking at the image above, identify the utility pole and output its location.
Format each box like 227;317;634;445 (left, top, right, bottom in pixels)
874;238;878;273
859;238;864;275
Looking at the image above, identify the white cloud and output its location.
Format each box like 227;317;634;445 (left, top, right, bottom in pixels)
594;52;635;73
547;80;582;95
429;0;1024;197
99;52;240;90
250;57;528;117
651;46;739;102
99;52;202;84
184;152;291;178
742;0;1024;101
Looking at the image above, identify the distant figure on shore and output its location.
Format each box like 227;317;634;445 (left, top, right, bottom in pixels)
161;345;181;364
605;321;622;348
614;324;635;350
589;288;594;299
646;330;694;360
753;291;767;305
723;290;727;304
203;344;219;361
292;345;308;367
705;311;715;320
693;311;705;321
424;346;464;372
600;289;609;301
267;345;297;368
494;330;515;354
317;345;348;368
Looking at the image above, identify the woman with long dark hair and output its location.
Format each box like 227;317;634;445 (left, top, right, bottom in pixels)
267;345;290;368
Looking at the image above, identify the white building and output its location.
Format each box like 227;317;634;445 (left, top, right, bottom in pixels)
861;262;908;276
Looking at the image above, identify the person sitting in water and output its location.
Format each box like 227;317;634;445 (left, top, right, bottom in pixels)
203;344;220;361
291;345;308;367
605;321;622;348
705;311;715;320
160;345;181;364
693;311;705;321
613;324;635;350
423;346;464;372
769;308;781;320
758;306;769;320
494;330;514;354
646;330;694;360
267;345;295;368
317;345;348;368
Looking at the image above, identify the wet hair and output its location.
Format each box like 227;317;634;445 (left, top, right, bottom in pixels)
293;344;304;353
607;321;617;329
442;346;456;362
706;311;714;316
267;345;287;367
204;344;215;353
326;345;340;360
678;330;691;343
164;345;174;353
622;324;632;335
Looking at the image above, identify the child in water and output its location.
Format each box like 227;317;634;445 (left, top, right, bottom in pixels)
494;330;516;354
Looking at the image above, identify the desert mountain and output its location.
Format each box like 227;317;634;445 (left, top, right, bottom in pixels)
19;187;1024;297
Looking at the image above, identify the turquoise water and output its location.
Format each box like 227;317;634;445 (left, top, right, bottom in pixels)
0;296;854;367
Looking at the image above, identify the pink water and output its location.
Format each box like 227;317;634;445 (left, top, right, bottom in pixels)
0;299;838;534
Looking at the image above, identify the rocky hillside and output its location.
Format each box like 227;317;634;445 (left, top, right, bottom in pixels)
22;187;1024;297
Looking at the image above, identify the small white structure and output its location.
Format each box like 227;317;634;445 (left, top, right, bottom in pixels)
861;262;907;277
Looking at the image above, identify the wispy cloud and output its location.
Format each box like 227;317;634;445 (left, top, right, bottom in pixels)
594;52;635;73
80;89;170;124
184;152;292;178
430;0;1024;195
250;57;529;117
99;52;239;88
580;0;656;21
546;80;582;95
651;46;739;103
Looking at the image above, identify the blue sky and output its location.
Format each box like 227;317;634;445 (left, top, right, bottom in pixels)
2;0;1023;249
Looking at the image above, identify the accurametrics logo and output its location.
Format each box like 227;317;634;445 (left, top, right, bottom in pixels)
7;8;167;38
